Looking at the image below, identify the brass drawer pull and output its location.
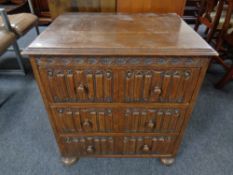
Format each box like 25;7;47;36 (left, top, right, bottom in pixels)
47;70;53;76
127;71;133;78
142;145;150;152
58;109;64;114
86;145;95;154
77;85;84;91
78;84;89;94
184;71;191;79
82;120;93;128
153;87;162;95
106;71;112;78
146;120;155;129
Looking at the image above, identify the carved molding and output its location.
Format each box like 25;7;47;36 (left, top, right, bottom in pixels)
36;56;203;67
124;109;180;116
64;137;113;143
63;136;174;144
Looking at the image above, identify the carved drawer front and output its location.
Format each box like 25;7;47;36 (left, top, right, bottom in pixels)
38;58;200;104
122;136;176;155
39;69;114;103
122;68;199;103
52;107;186;134
122;108;185;133
61;136;176;156
61;137;115;157
52;108;115;133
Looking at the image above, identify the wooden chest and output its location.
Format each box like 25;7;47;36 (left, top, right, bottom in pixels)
23;13;217;166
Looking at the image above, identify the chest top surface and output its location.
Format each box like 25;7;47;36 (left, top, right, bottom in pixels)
23;13;217;56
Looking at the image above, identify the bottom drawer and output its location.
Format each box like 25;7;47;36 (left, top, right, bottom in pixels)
60;136;177;157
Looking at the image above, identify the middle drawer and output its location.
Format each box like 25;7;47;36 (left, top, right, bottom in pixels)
51;105;187;134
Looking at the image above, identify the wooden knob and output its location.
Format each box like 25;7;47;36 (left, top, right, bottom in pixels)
142;145;150;152
82;120;92;128
153;87;162;95
146;120;155;129
86;145;95;153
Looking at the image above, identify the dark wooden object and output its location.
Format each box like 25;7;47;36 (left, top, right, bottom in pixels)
48;0;116;19
195;0;233;45
23;13;217;166
0;0;27;14
216;64;233;88
116;0;187;16
32;0;51;24
183;0;201;24
215;0;233;50
216;32;233;88
0;0;49;24
19;0;188;24
194;0;220;42
195;0;233;71
10;0;26;4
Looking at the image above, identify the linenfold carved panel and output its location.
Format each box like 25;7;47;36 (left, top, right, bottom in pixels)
61;136;176;156
122;136;176;155
40;69;114;102
39;66;199;103
52;107;185;134
123;69;198;103
53;108;114;133
62;136;115;156
123;108;184;133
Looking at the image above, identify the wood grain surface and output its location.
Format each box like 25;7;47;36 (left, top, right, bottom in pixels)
25;14;216;164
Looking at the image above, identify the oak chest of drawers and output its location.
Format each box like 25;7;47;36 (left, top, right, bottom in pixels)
23;13;217;166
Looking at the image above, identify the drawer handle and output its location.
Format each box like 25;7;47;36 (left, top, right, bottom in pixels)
78;84;89;95
82;120;93;128
47;70;53;76
86;145;95;153
142;145;150;152
184;71;191;79
153;87;162;95
146;120;155;129
106;71;112;78
127;71;133;78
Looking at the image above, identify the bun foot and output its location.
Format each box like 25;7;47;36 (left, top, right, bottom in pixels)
160;157;175;166
61;157;79;166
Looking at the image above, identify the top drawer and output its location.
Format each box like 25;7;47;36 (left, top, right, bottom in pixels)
36;57;204;103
